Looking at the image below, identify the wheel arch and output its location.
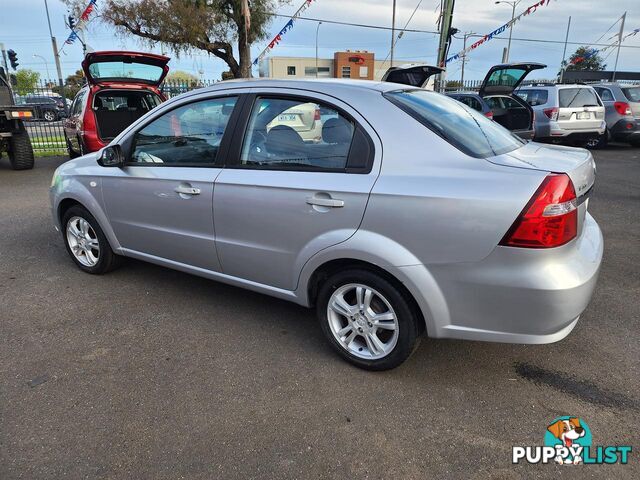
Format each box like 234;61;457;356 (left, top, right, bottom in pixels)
306;258;426;336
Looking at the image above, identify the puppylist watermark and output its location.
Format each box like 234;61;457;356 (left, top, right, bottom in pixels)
512;416;632;465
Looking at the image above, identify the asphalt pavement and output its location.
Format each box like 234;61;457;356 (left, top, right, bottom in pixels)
1;146;638;479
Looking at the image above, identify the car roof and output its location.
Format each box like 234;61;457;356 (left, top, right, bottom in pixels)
188;78;406;95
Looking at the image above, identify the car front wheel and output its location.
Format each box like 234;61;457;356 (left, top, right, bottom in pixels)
43;110;57;122
62;205;121;274
317;269;422;370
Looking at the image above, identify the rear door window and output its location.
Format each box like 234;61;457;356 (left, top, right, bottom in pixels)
559;88;601;108
385;89;523;158
621;87;640;102
593;87;614;102
516;89;548;106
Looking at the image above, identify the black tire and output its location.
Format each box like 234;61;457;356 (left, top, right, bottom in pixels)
43;110;57;122
587;130;608;150
8;126;35;170
61;205;122;274
630;137;640;148
77;136;86;156
316;269;422;370
65;133;79;159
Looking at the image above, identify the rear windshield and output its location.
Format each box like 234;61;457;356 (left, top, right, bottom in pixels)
622;87;640;103
88;61;164;83
516;89;548;106
385;89;523;158
558;88;601;108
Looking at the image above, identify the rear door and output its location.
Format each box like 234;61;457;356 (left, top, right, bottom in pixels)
82;51;170;87
212;89;380;290
557;87;604;131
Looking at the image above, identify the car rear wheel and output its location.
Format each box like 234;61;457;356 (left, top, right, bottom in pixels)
62;205;121;274
317;269;422;370
43;110;57;122
587;130;608;149
65;133;79;159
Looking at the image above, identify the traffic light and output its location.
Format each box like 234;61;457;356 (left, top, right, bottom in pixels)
68;15;76;30
7;49;18;70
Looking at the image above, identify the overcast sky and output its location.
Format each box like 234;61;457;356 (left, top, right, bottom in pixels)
1;0;638;81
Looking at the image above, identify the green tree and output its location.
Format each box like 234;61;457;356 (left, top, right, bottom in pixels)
166;70;199;84
14;69;40;96
562;46;607;71
52;69;86;99
65;0;286;78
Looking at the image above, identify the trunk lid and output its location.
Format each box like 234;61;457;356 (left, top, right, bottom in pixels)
479;62;546;97
82;51;170;87
381;64;444;89
556;86;604;131
489;142;596;233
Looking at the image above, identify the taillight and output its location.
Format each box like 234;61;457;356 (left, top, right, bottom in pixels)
314;108;321;121
614;101;632;116
485;110;494;120
500;174;578;248
543;107;559;121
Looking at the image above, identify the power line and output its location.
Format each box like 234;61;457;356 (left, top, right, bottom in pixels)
466;33;640;49
268;13;439;34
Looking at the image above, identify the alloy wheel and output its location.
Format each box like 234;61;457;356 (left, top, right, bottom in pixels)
327;283;399;360
44;111;56;122
66;216;100;267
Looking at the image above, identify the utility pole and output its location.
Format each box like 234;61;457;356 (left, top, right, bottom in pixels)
44;0;67;112
390;0;397;67
436;0;455;91
0;44;9;74
559;16;571;83
460;31;474;85
612;11;626;82
495;0;521;63
315;21;322;78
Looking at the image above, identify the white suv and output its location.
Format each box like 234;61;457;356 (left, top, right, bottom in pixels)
516;84;606;147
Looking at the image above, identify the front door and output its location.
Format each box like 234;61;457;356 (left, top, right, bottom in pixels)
101;95;240;271
213;92;380;290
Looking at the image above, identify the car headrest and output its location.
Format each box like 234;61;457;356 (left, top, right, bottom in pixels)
322;117;352;144
266;125;305;155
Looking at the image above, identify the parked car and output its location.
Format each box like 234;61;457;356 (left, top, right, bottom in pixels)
16;94;66;122
50;79;603;370
591;83;640;147
64;51;168;157
516;83;606;147
383;62;542;140
445;92;494;119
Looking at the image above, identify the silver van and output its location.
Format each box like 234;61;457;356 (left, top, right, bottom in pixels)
516;84;606;147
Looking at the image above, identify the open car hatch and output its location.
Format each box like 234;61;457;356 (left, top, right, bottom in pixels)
479;62;546;96
82;51;170;86
381;64;445;89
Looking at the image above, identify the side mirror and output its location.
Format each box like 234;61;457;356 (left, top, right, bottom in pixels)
97;145;124;167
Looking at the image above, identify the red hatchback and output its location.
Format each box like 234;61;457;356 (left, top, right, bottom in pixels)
64;51;169;156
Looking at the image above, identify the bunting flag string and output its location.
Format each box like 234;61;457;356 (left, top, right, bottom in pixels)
253;0;316;66
570;27;639;65
63;0;97;47
445;0;552;65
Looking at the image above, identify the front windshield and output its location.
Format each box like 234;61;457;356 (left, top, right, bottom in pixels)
384;89;524;158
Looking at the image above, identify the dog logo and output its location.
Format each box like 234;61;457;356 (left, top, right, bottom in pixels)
544;416;592;464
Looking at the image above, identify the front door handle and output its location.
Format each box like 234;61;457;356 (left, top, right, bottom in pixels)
174;185;201;195
306;196;344;208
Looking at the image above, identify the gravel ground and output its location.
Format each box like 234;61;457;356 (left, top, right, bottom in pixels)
1;146;638;479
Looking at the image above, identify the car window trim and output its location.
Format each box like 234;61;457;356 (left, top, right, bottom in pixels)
122;93;246;169
225;92;374;174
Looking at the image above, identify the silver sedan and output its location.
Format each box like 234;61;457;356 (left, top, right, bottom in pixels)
50;79;603;370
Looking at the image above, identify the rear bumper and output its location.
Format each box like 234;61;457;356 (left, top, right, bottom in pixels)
609;118;639;141
401;212;603;344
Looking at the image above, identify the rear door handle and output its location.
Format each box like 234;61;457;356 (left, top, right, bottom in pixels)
174;185;201;195
306;196;344;208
